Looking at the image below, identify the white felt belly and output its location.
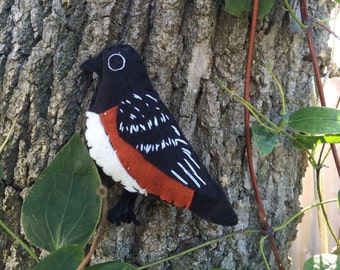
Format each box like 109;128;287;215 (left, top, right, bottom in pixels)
85;111;146;195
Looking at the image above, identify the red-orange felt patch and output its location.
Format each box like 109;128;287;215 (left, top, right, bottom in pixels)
100;106;194;209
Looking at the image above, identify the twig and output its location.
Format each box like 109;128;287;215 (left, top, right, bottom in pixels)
244;0;284;269
313;17;340;40
77;186;108;270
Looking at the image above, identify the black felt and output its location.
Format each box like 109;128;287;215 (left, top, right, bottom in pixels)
107;190;139;225
117;91;215;194
82;44;238;226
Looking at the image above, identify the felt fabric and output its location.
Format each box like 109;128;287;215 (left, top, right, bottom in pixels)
100;106;195;209
85;111;146;194
82;44;238;226
115;90;216;194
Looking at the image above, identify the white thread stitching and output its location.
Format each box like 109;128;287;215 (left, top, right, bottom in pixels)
108;53;126;71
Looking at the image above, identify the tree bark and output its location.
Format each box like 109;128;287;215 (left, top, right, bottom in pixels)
0;0;333;269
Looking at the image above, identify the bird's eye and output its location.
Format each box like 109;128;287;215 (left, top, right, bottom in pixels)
107;53;126;71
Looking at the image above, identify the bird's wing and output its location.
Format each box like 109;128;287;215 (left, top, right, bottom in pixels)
116;91;215;194
99;90;237;225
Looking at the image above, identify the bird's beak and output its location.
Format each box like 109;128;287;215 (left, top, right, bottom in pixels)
80;55;102;74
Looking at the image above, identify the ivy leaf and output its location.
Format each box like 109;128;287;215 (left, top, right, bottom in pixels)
303;254;340;270
251;124;278;157
293;133;340;149
288;107;340;135
21;134;102;252
224;0;274;17
85;261;137;270
32;245;84;270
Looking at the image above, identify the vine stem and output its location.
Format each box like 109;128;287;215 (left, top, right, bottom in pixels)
244;0;283;269
218;79;320;168
0;219;39;262
77;186;108;270
274;199;337;232
219;80;318;160
316;145;340;246
260;199;338;269
0;117;17;155
137;198;337;270
136;230;260;270
282;0;307;30
267;62;286;117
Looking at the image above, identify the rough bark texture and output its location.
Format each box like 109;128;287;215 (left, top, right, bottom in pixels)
0;0;333;269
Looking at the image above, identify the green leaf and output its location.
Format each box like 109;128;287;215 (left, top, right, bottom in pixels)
303;254;340;270
0;165;3;180
21;134;102;252
288;107;340;135
293;133;340;149
251;124;278;157
32;245;84;270
85;261;137;270
224;0;274;18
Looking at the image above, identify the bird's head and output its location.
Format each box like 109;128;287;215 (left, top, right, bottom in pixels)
81;44;154;113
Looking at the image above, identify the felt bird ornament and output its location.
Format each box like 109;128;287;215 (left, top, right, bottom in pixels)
81;44;238;226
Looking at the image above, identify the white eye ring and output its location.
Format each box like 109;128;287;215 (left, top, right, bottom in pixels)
107;53;126;71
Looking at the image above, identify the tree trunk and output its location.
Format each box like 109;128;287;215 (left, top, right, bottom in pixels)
0;0;333;269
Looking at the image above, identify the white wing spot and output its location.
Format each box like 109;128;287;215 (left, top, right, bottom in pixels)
139;124;146;131
171;125;180;136
184;159;206;185
133;94;143;100
145;94;158;102
171;170;188;185
171;138;177;146
177;162;200;188
146;144;152;153
161;139;166;149
176;139;187;145
160;113;167;122
147;120;153;129
130;124;139;134
182;148;200;168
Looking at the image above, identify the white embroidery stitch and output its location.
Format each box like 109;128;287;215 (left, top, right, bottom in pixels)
107;53;126;71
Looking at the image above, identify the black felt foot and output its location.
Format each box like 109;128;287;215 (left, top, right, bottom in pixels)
107;190;139;226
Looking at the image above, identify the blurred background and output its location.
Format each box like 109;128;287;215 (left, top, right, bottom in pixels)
289;5;340;269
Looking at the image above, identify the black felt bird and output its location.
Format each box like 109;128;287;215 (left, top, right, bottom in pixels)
81;44;238;226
